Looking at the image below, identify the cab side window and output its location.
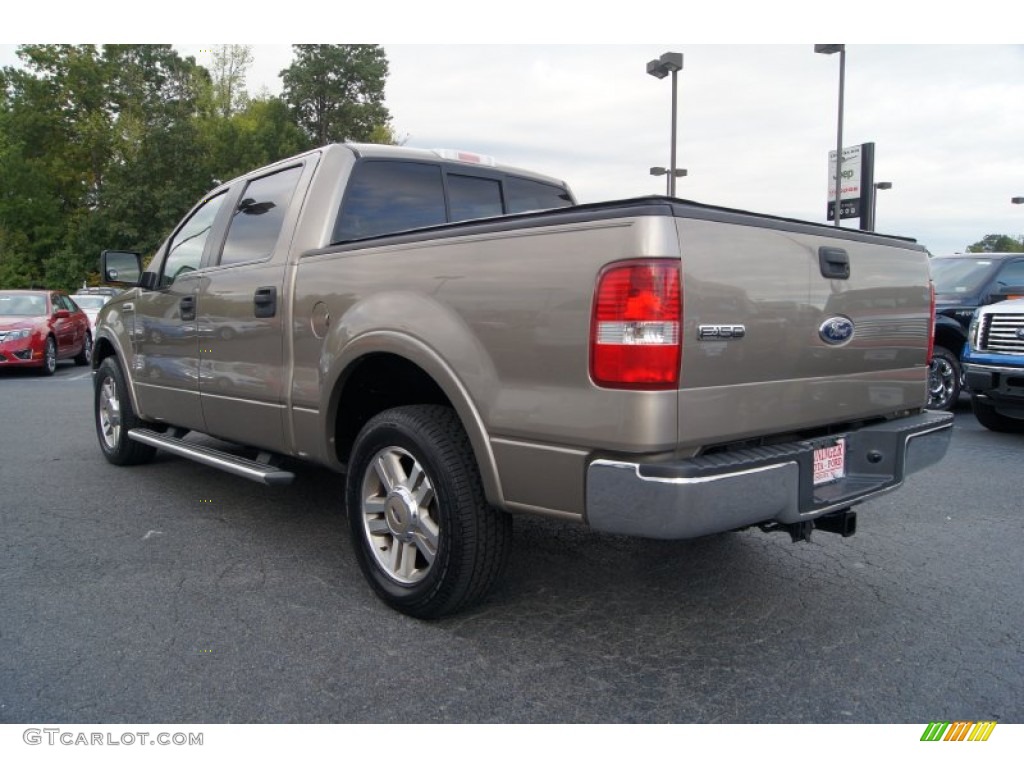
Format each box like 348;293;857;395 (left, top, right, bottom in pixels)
995;261;1024;290
505;176;573;214
219;165;303;266
161;192;228;288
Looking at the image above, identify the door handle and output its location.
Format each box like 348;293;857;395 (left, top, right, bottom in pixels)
254;286;277;318
819;247;850;280
180;295;196;321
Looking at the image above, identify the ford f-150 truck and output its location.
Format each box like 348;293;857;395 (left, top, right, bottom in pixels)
91;142;954;618
963;297;1024;432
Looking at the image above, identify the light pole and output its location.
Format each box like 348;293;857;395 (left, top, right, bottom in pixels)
646;52;684;197
871;181;892;231
816;44;846;227
650;166;687;195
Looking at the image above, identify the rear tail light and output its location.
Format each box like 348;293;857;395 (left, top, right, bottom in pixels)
927;281;936;362
590;260;682;389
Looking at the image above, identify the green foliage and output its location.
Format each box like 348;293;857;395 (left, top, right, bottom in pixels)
966;234;1024;253
281;45;391;145
0;44;392;291
210;44;254;119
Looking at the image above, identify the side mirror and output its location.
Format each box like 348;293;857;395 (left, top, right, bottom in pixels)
100;250;143;286
55;309;70;319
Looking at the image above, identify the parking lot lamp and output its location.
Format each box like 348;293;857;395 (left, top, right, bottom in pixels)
816;44;846;227
650;166;687;195
646;52;684;197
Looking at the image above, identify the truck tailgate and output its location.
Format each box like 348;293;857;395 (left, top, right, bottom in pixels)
674;215;931;450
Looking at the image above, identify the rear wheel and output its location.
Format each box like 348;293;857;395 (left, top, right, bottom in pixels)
971;396;1024;433
927;345;961;410
346;405;512;619
94;356;157;465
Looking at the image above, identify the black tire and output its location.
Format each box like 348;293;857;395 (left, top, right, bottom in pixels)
74;331;92;366
927;345;961;410
346;405;512;619
94;356;157;465
38;336;57;376
971;396;1024;433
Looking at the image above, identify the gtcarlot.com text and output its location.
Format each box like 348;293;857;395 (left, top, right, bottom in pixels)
23;729;203;747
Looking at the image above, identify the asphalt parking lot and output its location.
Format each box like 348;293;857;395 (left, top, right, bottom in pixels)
1;363;1021;724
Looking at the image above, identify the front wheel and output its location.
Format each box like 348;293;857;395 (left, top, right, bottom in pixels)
971;396;1024;433
74;331;92;366
346;405;512;619
39;336;57;376
928;345;961;410
94;356;157;465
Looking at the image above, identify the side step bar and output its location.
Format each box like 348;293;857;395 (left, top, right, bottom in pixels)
128;428;295;486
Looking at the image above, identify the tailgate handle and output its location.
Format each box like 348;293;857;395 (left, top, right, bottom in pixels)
819;247;850;280
254;286;277;318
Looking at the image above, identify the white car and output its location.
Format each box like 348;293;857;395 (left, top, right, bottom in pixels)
70;294;111;332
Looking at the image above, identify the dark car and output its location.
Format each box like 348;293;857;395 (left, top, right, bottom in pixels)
0;290;92;375
928;252;1024;410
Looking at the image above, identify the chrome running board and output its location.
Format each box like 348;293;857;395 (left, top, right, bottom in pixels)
128;428;295;486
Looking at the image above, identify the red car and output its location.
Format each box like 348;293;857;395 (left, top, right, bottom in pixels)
0;290;92;375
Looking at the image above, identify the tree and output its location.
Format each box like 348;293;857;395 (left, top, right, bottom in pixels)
966;234;1024;253
210;44;254;119
280;45;390;145
206;96;310;181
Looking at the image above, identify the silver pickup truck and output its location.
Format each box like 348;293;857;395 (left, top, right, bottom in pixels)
92;143;953;618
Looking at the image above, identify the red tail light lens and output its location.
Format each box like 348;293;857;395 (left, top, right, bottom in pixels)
590;260;682;389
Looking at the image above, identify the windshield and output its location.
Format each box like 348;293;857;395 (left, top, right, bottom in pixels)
0;293;46;316
930;258;999;295
71;295;108;310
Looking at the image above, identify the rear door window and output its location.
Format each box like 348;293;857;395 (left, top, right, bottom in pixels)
334;161;446;242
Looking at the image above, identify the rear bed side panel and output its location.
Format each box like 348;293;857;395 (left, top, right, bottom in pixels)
675;216;931;449
291;214;682;517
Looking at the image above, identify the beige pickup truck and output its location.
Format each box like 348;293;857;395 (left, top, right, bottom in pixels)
92;143;953;618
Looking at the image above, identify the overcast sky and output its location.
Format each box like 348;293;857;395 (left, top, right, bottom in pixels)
3;10;1023;256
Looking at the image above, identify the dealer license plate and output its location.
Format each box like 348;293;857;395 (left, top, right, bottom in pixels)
813;438;846;486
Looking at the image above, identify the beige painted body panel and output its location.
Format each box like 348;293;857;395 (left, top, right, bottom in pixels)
675;217;930;449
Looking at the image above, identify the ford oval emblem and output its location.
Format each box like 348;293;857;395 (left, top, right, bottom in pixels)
819;316;855;345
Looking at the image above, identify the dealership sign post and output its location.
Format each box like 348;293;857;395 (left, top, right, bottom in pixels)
828;141;877;230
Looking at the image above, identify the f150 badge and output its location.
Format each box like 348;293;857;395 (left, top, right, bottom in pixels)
698;325;746;340
819;316;855;345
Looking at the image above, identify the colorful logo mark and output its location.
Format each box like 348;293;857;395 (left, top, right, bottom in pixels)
921;721;997;742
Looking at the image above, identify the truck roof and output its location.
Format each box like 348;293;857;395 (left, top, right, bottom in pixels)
344;142;570;189
209;142;572;208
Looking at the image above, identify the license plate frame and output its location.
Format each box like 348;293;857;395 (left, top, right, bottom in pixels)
813;438;846;486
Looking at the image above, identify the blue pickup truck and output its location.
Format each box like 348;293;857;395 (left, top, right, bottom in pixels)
930;252;1024;410
963;297;1024;432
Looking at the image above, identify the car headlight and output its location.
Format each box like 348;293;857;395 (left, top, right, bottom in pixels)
968;312;982;349
4;329;31;341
